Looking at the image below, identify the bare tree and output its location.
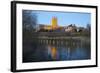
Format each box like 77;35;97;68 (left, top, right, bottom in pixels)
23;10;37;32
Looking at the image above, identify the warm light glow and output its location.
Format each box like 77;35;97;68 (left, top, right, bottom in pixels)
43;17;59;30
51;17;58;29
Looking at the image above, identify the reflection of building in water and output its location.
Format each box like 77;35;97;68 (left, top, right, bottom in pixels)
47;46;58;59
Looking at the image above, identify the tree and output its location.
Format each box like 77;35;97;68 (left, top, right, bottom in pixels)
86;24;91;36
86;24;91;31
23;10;38;42
23;10;37;32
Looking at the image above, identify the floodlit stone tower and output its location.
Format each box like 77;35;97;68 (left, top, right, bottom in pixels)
51;17;58;29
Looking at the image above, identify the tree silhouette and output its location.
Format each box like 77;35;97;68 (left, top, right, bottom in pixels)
86;24;91;31
23;10;37;32
23;10;37;44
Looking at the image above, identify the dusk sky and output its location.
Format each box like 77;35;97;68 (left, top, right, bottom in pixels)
31;10;91;27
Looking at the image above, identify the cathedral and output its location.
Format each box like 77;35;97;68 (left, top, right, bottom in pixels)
36;16;79;32
37;16;62;32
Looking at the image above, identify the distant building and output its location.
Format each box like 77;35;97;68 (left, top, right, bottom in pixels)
65;24;77;32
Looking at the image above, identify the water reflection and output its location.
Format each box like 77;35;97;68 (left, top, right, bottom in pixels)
23;37;91;62
47;46;57;60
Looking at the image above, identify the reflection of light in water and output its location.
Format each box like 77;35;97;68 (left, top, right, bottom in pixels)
47;46;51;55
68;48;70;54
47;46;57;60
51;47;57;59
67;48;70;58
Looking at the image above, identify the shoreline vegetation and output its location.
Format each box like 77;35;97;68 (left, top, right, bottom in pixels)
32;32;90;36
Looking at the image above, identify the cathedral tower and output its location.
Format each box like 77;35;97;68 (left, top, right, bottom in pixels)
51;17;58;29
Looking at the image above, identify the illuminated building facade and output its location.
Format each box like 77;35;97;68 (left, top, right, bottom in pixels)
36;16;83;32
37;17;62;32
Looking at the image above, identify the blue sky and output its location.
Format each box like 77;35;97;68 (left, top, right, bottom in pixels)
31;10;91;27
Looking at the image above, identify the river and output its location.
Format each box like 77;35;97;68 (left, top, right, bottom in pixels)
23;37;91;63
